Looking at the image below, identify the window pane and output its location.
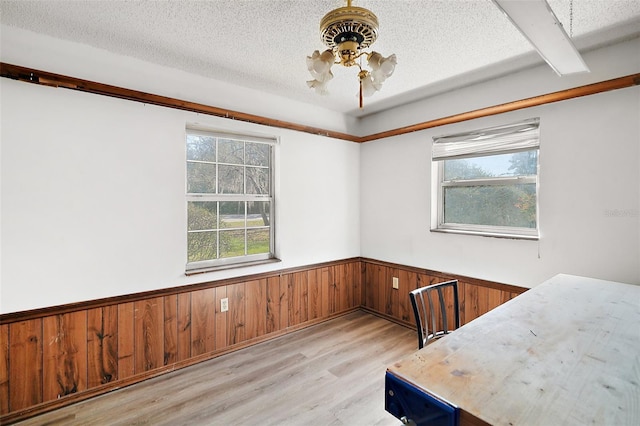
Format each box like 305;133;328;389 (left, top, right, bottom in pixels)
220;229;245;258
187;135;216;162
186;130;275;269
248;201;270;227
220;201;244;229
246;142;269;166
187;231;217;262
219;164;244;194
247;228;270;254
444;183;537;228
187;162;216;193
188;201;218;231
246;166;269;194
444;150;538;180
218;139;244;164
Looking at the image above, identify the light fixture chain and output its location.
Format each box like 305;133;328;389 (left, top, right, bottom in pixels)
569;0;574;37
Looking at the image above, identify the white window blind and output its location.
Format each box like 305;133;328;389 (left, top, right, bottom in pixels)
432;118;540;161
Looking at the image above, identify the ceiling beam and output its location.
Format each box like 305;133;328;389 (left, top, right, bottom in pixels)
492;0;589;76
1;62;639;143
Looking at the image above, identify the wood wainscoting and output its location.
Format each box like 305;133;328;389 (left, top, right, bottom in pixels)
0;258;526;423
360;258;527;328
0;259;362;423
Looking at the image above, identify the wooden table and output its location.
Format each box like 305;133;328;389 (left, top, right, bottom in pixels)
385;274;640;425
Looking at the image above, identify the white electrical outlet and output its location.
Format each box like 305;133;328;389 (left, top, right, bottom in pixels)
221;298;229;312
392;277;399;289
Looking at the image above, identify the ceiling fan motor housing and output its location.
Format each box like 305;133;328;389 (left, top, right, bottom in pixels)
320;4;379;66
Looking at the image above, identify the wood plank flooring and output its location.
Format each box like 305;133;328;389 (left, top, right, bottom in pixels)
15;311;415;425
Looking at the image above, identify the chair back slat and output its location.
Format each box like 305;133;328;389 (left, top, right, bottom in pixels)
409;280;460;349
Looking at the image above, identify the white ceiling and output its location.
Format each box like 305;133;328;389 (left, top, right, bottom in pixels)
1;0;639;117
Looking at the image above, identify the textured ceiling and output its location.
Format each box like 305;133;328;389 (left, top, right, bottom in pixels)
1;0;639;117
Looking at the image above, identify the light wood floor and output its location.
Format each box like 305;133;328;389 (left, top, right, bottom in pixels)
16;311;416;425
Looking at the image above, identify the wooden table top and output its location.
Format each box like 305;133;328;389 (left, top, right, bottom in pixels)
387;274;640;426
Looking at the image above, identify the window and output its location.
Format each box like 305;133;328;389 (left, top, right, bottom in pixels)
186;129;276;272
431;118;540;239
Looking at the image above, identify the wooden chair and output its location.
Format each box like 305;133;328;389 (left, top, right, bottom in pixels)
409;280;460;349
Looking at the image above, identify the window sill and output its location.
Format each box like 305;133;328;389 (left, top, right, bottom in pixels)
431;227;539;240
185;257;282;276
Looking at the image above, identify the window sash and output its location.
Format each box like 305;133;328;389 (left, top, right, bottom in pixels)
186;128;276;271
435;164;539;238
441;175;536;187
187;128;276;145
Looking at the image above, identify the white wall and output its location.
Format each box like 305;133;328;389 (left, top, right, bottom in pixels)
0;77;360;314
360;86;640;287
2;26;638;314
0;26;362;314
359;37;640;288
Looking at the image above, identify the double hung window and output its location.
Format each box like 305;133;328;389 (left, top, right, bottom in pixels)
432;118;540;239
186;129;276;272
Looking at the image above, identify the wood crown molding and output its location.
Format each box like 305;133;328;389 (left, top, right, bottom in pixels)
1;62;639;143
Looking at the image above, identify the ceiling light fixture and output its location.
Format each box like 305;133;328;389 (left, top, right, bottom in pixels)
492;0;589;75
306;0;397;109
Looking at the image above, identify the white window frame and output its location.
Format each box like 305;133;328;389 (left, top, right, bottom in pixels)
185;128;277;274
431;118;540;240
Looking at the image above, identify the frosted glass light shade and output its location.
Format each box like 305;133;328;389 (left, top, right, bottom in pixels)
307;76;333;95
378;54;397;76
307;49;335;81
359;73;379;97
368;52;397;83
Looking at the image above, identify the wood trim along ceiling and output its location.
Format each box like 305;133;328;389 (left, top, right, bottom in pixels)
2;62;639;143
